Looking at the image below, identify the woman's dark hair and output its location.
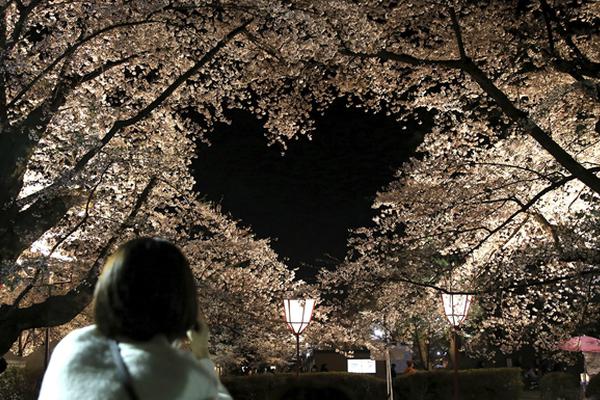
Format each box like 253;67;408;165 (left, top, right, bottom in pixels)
94;237;197;342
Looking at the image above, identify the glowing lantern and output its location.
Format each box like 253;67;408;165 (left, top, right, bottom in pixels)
441;293;473;327
441;293;473;400
283;299;315;374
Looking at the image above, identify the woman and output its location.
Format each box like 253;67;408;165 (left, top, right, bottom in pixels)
402;360;416;375
39;238;231;400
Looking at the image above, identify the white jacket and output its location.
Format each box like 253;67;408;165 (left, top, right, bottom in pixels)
38;325;232;400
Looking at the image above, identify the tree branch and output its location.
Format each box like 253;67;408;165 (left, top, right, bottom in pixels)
0;176;157;355
346;39;600;194
8;54;147;213
469;161;554;182
469;167;600;254
537;0;600;79
4;0;43;52
1;191;81;263
0;4;7;129
389;266;600;296
19;20;251;207
242;27;287;64
11;269;41;308
341;48;463;69
9;162;111;308
7;19;162;108
538;0;556;55
462;58;600;194
448;5;466;59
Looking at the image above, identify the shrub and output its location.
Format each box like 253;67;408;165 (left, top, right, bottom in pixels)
394;368;522;400
223;372;384;400
222;368;523;400
586;373;600;399
0;367;37;400
539;372;580;400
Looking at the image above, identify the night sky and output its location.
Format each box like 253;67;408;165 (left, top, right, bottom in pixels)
191;99;433;281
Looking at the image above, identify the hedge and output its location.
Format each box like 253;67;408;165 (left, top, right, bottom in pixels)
586;373;600;399
223;368;523;400
223;372;385;400
539;372;580;400
0;367;37;400
394;368;523;400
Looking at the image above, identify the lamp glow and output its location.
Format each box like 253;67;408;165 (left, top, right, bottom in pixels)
442;293;472;327
283;299;315;335
283;298;315;375
441;292;473;400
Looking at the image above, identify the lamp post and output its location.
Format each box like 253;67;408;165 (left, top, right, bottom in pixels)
283;299;315;375
442;293;473;400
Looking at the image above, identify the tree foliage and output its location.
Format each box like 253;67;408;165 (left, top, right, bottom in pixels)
0;0;598;364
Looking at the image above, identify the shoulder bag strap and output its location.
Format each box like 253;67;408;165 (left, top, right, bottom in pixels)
109;339;140;400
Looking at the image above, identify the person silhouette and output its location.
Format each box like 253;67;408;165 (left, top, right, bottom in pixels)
39;238;231;400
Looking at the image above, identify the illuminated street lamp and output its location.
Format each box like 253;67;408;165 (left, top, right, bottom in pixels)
442;293;473;400
283;299;315;374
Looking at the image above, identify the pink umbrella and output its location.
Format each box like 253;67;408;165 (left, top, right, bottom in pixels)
558;336;600;353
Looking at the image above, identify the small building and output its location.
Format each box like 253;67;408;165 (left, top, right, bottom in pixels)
308;349;370;373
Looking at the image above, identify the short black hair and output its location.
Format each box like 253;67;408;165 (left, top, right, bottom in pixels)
94;238;197;342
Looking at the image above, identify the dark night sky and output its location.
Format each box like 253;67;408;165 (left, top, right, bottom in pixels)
191;99;433;281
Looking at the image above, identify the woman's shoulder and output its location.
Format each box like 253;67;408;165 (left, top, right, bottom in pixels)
52;325;111;367
55;325;105;351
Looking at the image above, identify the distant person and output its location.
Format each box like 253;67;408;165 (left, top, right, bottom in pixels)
320;363;329;372
403;360;416;375
390;363;397;379
38;238;232;400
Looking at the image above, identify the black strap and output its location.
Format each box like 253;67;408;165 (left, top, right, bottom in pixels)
109;340;140;400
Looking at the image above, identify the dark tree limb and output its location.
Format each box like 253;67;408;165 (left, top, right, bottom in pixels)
388;265;600;296
16;20;251;210
537;0;600;79
11;269;41;309
538;0;556;55
345;51;600;195
341;1;600;194
4;0;43;52
0;6;7;129
7;19;162;108
448;5;466;59
469;167;600;253
1;192;81;263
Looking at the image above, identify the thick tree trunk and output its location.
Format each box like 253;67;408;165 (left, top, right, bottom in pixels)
415;327;431;371
0;280;96;355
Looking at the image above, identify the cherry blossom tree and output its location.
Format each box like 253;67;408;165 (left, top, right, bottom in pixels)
321;113;600;360
312;0;599;360
0;0;300;357
1;0;598;363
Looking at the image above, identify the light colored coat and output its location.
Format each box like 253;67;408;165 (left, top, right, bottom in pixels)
38;325;232;400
